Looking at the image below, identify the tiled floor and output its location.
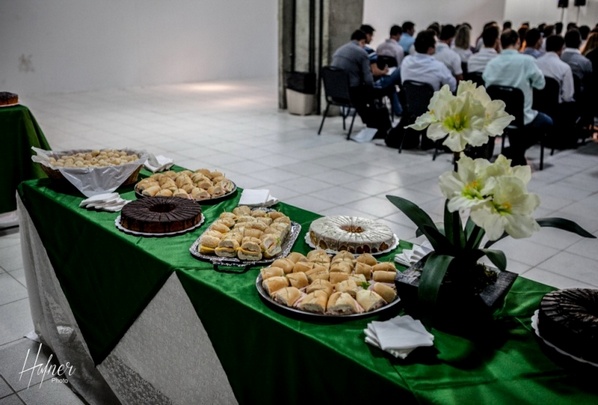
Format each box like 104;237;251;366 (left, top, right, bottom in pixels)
1;76;597;403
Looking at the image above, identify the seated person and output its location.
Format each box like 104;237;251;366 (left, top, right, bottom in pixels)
467;25;500;74
401;29;457;92
522;28;544;58
399;21;416;55
376;24;405;68
331;30;393;133
361;24;402;116
483;29;553;165
561;29;593;93
433;24;463;81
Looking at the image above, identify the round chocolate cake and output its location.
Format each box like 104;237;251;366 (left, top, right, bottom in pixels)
308;216;394;254
0;92;18;106
538;288;598;363
120;197;202;234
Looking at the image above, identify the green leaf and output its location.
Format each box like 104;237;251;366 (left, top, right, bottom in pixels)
465;222;485;250
537;217;596;238
444;200;465;248
421;224;454;253
480;249;507;271
419;253;454;308
386;194;439;237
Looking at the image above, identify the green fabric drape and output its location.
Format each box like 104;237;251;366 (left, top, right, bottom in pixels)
17;175;598;404
1;105;50;213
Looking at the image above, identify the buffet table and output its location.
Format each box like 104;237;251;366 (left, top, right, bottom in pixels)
0;105;50;214
17;176;598;404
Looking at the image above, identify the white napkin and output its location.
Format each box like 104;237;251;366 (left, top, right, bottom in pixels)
364;315;434;359
350;127;378;143
144;154;174;173
79;192;130;212
239;189;279;208
394;242;433;266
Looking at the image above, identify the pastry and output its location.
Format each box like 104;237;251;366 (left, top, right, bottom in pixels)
309;216;395;254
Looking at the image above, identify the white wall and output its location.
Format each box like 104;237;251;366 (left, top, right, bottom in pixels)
0;0;277;95
504;0;598;29
364;0;506;48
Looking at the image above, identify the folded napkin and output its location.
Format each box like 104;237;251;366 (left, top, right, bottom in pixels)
239;189;279;208
144;154;174;173
394;242;433;267
79;192;130;212
364;315;434;359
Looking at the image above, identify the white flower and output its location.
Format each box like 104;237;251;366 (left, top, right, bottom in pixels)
407;81;514;153
438;155;494;211
469;176;541;240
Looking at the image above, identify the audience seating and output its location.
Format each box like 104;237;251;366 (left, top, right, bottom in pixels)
400;80;444;158
487;84;547;170
464;71;485;87
318;66;357;139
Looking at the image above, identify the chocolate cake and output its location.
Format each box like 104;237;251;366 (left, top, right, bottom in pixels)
538;288;598;363
0;92;18;106
120;197;202;234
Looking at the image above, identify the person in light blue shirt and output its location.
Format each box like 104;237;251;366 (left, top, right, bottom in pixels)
483;29;553;165
398;21;416;54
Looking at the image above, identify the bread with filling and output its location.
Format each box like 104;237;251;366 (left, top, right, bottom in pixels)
298;290;329;314
356;290;386;312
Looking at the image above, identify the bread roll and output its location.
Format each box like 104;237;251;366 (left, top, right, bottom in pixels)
271;258;295;274
287;252;308;263
354;262;373;280
350;274;367;286
330;261;353;274
305;279;333;296
373;283;397;303
286;272;309;289
329;272;350;284
142;185;161;197
273;287;303;307
293;261;314;273
260;266;285;280
332;250;354;263
298;290;328;314
372;270;396;283
373;262;396;272
262;276;289;297
327;292;361;315
356;253;377;266
356;290;386;312
334;279;359;298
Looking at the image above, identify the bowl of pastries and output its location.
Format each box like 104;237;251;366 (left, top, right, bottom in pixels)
189;205;301;266
255;249;401;318
135;168;236;203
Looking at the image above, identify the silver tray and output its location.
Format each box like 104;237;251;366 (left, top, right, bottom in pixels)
134;182;237;204
304;233;399;256
256;274;401;319
115;215;205;237
189;221;301;267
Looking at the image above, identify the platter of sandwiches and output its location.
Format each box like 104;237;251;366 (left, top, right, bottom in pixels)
255;249;401;318
189;206;301;267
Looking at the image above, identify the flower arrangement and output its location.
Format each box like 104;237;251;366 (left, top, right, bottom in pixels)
387;81;595;312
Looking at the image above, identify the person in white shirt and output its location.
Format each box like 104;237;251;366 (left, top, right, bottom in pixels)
536;35;575;103
376;25;405;68
452;24;473;65
467;26;500;74
433;24;463;81
401;30;457;92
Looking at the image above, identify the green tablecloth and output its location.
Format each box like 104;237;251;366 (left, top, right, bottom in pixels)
17;177;598;404
1;105;50;213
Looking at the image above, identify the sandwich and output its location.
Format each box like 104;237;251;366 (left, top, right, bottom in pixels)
214;238;240;258
262;276;289;297
356;253;377;266
373;283;397;303
198;234;221;255
270;258;295;274
260;233;282;259
334;279;359;298
286;272;309;289
354;262;373;280
372;270;396;283
260;266;285;280
272;287;303;307
372;262;397;272
298;290;328;314
286;252;308;264
238;237;263;261
305;279;333;296
327;292;361;315
356;290;386;312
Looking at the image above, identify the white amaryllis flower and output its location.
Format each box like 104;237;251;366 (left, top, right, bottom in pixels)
438;155;494;211
469;176;541;240
407;81;514;153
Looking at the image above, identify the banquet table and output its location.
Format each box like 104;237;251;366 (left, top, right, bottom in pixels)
0;104;50;214
17;174;598;405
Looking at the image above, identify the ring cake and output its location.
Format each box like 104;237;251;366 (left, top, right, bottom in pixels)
120;197;202;233
308;216;394;254
538;288;598;363
0;92;18;106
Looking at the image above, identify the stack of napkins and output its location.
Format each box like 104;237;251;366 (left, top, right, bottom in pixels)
364;315;434;359
394;243;433;266
144;154;174;173
79;192;130;212
238;189;279;208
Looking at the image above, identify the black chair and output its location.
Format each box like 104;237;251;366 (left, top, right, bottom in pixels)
377;55;398;69
533;76;560;120
400;80;442;158
486;84;547;170
318;66;357;139
464;71;485;87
